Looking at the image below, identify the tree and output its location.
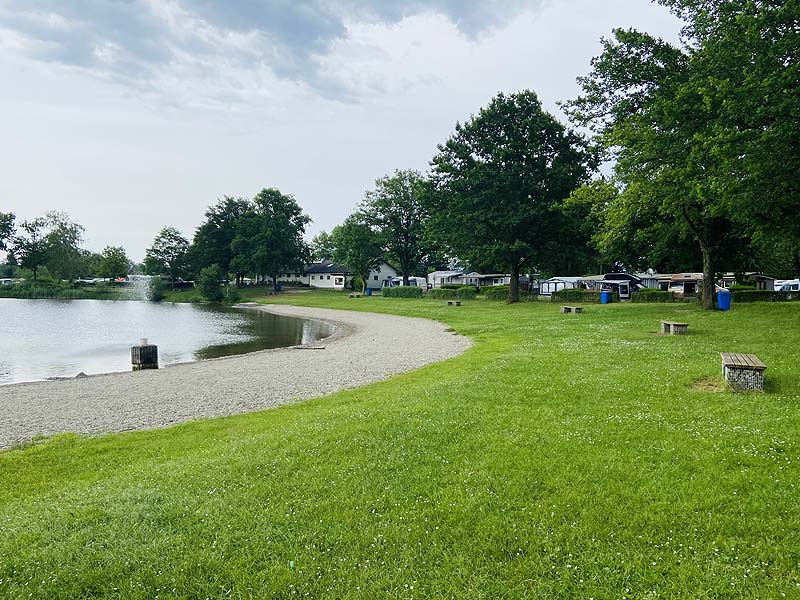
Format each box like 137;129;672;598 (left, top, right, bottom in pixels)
362;170;430;286
144;227;190;289
44;211;85;282
566;1;800;307
429;90;593;302
331;214;383;294
230;188;311;288
190;196;250;284
310;230;335;262
0;212;14;252
97;246;130;279
198;265;225;302
13;218;48;283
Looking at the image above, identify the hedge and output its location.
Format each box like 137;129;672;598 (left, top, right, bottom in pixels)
550;289;605;303
483;286;534;301
382;286;423;298
429;288;477;300
441;284;479;292
731;290;800;303
631;289;675;303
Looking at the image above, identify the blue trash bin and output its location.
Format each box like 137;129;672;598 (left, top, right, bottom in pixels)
717;289;731;311
365;288;372;296
600;290;611;304
274;282;282;292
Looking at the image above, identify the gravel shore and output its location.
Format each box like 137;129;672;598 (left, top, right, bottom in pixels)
0;304;471;449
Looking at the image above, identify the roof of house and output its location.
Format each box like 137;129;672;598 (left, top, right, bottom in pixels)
305;261;351;275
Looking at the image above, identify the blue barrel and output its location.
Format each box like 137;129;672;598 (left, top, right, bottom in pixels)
365;288;372;296
717;289;731;311
600;290;611;304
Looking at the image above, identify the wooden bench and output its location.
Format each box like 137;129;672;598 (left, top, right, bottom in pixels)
447;301;462;307
721;352;767;391
661;321;689;335
560;306;583;314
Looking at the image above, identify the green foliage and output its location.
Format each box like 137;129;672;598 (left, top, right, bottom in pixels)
441;284;478;292
631;289;675;303
381;286;422;298
429;90;592;302
0;212;14;252
428;287;477;300
97;246;130;279
732;290;800;303
13;218;48;282
362;170;430;284
331;214;382;294
310;230;335;262
147;277;167;302
43;211;85;282
231;188;311;283
551;289;604;303
198;265;224;302
482;286;535;302
190;196;250;279
144;227;190;288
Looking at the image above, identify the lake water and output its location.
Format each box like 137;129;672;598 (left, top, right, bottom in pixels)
0;299;334;385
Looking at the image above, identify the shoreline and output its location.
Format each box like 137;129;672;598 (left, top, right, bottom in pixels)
0;304;471;449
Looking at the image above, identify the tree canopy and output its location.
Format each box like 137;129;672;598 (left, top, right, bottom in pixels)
361;170;430;285
331;214;383;293
144;227;190;288
429;90;593;302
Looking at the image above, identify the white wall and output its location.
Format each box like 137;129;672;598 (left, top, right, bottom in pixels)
366;262;399;289
309;273;348;289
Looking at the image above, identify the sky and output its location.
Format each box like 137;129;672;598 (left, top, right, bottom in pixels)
0;0;683;261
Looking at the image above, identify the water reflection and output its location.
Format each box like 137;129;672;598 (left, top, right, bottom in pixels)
0;299;334;385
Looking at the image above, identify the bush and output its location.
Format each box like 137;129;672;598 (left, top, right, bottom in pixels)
148;277;167;302
441;284;479;292
483;286;535;301
731;290;800;303
198;266;225;302
728;284;757;292
226;288;242;304
631;289;675;303
550;289;605;303
382;286;423;298
429;287;478;300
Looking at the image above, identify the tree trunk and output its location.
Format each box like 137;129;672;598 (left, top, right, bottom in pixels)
402;272;410;286
361;275;367;294
509;262;520;303
700;244;716;310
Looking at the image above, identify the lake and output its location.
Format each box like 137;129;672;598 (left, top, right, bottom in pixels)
0;299;334;385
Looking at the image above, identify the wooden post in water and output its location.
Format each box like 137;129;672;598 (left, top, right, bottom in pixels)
131;338;159;371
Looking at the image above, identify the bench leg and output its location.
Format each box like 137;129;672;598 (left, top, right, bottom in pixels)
661;323;670;334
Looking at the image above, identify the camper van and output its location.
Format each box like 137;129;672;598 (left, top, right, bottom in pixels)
382;276;427;289
779;279;800;292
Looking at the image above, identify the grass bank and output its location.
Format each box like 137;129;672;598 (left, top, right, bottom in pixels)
1;294;798;598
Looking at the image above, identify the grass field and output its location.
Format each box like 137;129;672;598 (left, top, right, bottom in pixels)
1;293;798;598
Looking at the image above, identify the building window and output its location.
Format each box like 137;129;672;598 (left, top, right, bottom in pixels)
327;275;331;280
374;275;379;280
311;275;315;280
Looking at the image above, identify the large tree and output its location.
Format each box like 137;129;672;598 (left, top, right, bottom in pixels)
566;0;800;307
309;230;335;262
43;211;85;282
190;196;250;284
13;218;48;282
362;170;430;286
97;246;131;279
231;188;311;287
0;212;14;253
144;227;190;289
429;90;592;302
331;214;383;294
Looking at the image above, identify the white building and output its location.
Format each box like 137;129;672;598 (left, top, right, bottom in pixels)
428;270;464;289
366;262;399;290
306;262;350;289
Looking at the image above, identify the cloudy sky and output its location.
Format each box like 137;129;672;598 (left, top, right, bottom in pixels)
0;0;681;260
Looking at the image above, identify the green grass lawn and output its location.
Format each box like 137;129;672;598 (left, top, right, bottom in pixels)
1;294;798;598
